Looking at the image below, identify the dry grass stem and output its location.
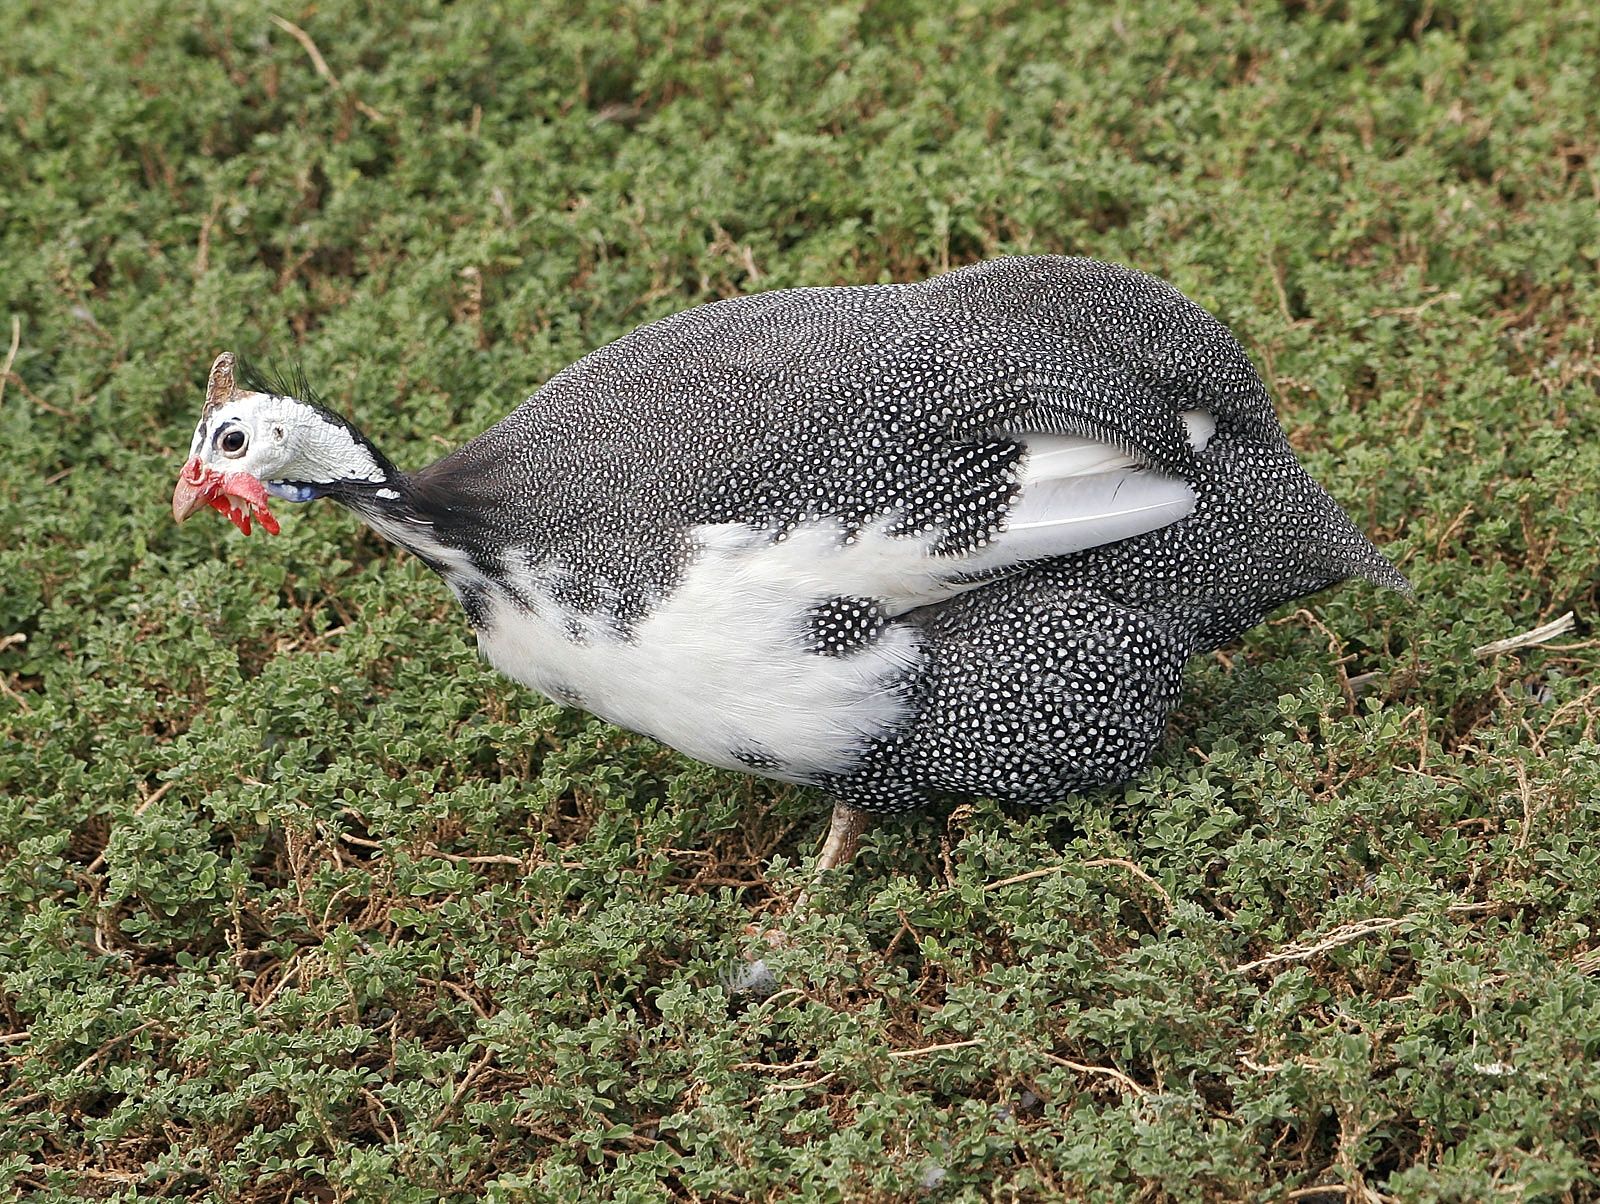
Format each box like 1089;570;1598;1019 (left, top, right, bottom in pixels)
269;14;386;123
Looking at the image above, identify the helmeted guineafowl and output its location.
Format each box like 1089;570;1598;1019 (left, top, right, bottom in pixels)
173;256;1408;871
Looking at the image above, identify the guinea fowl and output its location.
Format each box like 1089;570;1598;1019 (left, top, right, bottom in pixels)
173;256;1408;873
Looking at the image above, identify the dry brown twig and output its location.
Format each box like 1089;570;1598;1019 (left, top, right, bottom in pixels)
432;1045;496;1127
738;1038;981;1077
1348;610;1579;693
985;856;1172;909
7;1019;167;1111
337;830;525;866
1232;915;1414;974
1234;900;1503;976
269;15;386;123
886;1039;982;1060
1572;947;1600;976
0;316;19;410
82;780;178;876
1472;611;1577;657
1043;1053;1147;1097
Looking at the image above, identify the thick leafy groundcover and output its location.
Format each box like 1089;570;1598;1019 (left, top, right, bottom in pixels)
2;1;1598;1199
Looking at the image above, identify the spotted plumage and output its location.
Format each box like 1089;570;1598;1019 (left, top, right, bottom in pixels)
804;596;892;658
175;257;1407;818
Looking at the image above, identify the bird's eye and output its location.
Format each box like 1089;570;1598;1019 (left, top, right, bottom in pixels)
218;428;248;457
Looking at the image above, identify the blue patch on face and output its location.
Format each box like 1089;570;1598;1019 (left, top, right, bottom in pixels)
265;481;321;503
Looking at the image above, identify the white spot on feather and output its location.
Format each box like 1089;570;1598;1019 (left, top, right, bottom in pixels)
1182;409;1216;452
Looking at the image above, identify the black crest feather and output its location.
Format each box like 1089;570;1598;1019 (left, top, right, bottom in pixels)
235;357;323;407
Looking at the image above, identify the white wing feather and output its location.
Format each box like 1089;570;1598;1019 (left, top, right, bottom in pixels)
961;410;1214;575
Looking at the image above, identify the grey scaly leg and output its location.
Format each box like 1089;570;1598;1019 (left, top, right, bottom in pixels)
788;801;870;918
815;800;869;875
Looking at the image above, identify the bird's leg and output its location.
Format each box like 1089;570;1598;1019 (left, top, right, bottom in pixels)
789;801;869;917
815;800;869;874
729;801;871;994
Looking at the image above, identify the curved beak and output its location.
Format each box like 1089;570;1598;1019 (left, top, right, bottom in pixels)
173;458;213;522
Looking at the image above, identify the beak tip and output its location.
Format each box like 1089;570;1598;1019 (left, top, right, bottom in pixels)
172;476;206;523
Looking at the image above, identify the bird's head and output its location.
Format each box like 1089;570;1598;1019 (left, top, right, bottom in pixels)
173;353;392;535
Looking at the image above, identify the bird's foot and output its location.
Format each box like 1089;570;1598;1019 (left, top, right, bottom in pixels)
815;800;870;875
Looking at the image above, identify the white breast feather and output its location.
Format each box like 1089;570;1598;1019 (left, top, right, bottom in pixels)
474;520;937;780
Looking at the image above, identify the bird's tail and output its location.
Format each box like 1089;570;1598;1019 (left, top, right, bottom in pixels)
1301;477;1413;597
1162;441;1411;652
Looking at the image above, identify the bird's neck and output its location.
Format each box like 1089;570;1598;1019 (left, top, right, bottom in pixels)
336;468;497;587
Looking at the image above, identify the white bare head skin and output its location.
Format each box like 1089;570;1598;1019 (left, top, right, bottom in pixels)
173;353;391;534
188;389;389;489
190;353;385;487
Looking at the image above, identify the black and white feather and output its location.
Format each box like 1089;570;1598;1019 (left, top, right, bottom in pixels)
195;257;1408;812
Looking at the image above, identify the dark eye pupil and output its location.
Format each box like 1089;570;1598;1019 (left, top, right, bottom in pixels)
222;430;245;453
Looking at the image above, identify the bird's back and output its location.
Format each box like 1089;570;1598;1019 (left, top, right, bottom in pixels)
411;259;1283;606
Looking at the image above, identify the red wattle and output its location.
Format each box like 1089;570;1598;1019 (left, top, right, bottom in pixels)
172;456;280;536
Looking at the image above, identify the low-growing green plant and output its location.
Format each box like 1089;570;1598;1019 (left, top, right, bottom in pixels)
2;0;1597;1199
